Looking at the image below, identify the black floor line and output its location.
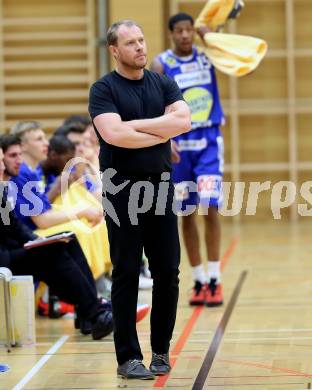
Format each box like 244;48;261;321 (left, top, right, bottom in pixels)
192;271;248;390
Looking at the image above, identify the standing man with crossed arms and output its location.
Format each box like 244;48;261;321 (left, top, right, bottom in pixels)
151;13;225;307
88;20;191;380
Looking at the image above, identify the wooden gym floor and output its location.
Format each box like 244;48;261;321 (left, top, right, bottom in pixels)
2;220;312;390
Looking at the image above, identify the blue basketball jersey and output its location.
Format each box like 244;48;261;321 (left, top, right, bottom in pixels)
157;47;225;130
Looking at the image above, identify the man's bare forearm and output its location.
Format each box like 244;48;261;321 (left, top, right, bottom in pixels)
100;122;167;148
94;114;168;149
126;110;191;139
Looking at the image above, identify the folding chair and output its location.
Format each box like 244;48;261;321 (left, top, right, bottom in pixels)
0;267;15;352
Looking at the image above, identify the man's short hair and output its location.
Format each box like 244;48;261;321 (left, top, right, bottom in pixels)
106;20;143;46
54;123;86;137
10;120;42;141
63;115;91;128
48;135;75;155
168;13;194;31
0;133;21;153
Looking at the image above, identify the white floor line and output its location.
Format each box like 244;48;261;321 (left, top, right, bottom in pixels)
12;335;69;390
64;341;114;345
195;328;312;334
189;336;312;343
224;336;312;342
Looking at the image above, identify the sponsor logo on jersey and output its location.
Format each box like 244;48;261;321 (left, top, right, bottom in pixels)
180;62;200;73
197;175;222;199
183;87;213;123
178;138;208;151
165;56;178;67
191;120;213;130
174;70;211;89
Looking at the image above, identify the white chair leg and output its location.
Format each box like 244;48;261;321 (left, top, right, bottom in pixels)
0;268;14;352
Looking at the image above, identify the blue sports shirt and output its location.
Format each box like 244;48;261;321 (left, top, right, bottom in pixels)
10;162;52;230
157;46;225;130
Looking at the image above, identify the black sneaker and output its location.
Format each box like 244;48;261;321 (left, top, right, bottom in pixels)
80;318;92;335
149;352;171;376
117;359;155;380
91;311;113;340
205;278;223;307
189;281;207;306
74;308;92;335
74;307;80;329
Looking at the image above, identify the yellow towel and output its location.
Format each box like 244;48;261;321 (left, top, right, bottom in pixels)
195;0;244;31
201;32;268;76
35;183;111;279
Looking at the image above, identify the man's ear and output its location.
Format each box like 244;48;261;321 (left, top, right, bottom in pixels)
109;45;118;59
20;140;28;153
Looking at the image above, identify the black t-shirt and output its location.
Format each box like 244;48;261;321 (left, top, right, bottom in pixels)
88;69;183;174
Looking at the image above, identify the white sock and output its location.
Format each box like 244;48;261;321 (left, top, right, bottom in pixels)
192;264;207;285
207;261;221;284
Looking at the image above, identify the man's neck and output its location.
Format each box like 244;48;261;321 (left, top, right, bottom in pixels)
115;65;144;80
40;160;48;175
23;154;39;170
173;47;193;58
41;161;57;176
